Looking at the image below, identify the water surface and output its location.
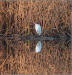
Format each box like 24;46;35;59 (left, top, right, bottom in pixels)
0;36;71;74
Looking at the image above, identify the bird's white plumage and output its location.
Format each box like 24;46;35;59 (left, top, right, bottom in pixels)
35;24;42;35
35;41;42;53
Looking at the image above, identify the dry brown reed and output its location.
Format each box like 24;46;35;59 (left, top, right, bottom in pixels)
0;0;71;75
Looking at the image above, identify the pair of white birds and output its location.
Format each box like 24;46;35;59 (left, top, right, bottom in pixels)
34;23;42;53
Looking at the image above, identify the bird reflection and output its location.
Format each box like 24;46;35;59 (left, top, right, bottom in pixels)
35;41;42;53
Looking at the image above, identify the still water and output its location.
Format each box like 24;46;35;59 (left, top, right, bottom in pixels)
0;36;71;74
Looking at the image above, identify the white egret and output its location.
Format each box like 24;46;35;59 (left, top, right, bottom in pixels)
35;23;42;35
35;41;42;53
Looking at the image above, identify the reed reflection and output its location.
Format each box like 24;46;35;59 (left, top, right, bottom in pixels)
0;37;71;74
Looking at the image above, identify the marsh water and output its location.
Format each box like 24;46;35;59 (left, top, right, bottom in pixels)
0;35;71;74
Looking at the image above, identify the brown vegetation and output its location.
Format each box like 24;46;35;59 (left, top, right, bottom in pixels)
0;0;71;36
0;0;71;74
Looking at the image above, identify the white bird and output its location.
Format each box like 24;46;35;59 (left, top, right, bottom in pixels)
35;23;42;35
35;41;42;53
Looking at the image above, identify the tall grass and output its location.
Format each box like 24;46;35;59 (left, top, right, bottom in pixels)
0;0;71;36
